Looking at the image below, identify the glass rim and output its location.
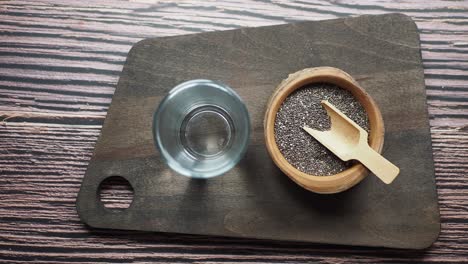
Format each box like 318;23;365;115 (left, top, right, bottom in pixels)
153;79;250;178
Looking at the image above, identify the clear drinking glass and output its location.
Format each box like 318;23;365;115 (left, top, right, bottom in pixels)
153;79;250;179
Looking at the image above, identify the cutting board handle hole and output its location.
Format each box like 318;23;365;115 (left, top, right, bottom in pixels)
98;176;134;211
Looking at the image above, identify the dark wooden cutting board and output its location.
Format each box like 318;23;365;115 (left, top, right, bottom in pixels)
76;13;440;249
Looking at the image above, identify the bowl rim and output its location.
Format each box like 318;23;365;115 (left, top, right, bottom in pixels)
264;67;385;194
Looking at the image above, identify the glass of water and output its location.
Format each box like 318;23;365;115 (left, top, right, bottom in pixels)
153;79;250;179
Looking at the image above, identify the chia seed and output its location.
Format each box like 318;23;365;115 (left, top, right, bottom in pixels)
274;83;370;176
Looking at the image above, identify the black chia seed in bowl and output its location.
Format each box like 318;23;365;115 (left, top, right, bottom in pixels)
274;83;370;176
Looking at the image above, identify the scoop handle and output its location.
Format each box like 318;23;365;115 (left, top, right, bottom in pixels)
354;145;399;184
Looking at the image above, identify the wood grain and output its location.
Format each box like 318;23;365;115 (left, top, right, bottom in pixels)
0;0;467;263
77;14;439;249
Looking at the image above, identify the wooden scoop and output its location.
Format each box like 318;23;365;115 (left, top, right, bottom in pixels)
303;100;399;184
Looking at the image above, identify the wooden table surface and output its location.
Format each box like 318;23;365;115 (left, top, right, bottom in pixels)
0;0;467;263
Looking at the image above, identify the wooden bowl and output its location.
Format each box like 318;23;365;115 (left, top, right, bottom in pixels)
264;67;384;194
